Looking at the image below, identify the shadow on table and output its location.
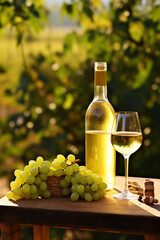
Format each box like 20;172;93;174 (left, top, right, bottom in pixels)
150;204;160;212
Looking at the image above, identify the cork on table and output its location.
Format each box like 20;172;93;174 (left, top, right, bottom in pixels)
0;176;160;240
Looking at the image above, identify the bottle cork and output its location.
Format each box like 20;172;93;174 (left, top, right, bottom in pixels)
144;179;154;198
138;195;158;205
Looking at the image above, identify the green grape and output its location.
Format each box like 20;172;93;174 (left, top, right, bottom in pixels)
39;173;47;181
79;166;87;171
15;177;24;185
24;165;31;172
35;176;41;185
72;163;79;173
72;173;76;177
91;183;98;192
61;161;67;169
66;160;72;165
94;176;103;184
39;181;47;191
93;192;100;201
65;166;73;176
77;185;84;194
103;190;107;197
87;176;94;185
62;187;71;196
60;179;69;188
80;177;87;186
43;190;51;199
29;160;35;166
57;154;66;162
92;173;98;180
13;188;22;196
97;189;104;198
7;191;14;199
79;192;85;199
14;169;22;177
36;156;44;166
85;185;91;192
98;182;107;190
30;167;38;176
30;161;38;168
20;191;24;199
54;169;64;177
79;169;86;176
51;161;61;170
71;177;78;184
47;169;54;176
22;183;31;194
85;170;93;177
40;165;49;174
89;190;94;196
64;175;71;183
24;193;31;199
67;154;75;163
30;184;37;194
71;184;78;192
43;160;51;168
10;181;20;191
75;173;83;182
13;194;21;201
84;193;93;202
26;175;35;184
70;192;79;202
37;188;43;197
20;171;29;180
31;193;39;200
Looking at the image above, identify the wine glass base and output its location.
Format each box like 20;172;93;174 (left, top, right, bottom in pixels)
113;190;139;200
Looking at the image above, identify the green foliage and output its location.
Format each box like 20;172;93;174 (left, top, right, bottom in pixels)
0;0;47;44
0;0;160;180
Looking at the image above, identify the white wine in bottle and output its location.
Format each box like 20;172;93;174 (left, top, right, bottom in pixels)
85;62;116;188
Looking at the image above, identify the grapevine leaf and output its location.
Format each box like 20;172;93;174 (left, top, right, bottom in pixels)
133;61;153;89
149;6;160;22
129;21;144;42
28;15;43;32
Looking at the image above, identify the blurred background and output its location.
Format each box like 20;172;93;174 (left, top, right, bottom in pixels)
0;0;160;239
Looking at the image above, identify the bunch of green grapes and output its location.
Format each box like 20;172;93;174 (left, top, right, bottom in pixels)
7;156;52;200
50;154;107;202
7;154;107;202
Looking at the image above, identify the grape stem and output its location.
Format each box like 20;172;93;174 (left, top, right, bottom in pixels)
73;159;81;164
65;158;81;164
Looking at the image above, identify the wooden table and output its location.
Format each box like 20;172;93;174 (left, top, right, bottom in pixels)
0;176;160;240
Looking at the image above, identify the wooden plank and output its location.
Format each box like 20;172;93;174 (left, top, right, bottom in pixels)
33;225;42;240
0;177;160;236
0;196;160;235
33;225;50;240
145;234;160;240
0;223;20;240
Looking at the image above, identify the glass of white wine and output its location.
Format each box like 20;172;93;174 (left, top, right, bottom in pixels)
111;111;143;200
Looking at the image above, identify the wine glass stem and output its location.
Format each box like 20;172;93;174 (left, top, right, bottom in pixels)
124;156;129;192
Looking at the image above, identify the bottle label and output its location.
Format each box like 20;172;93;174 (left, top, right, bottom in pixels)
95;71;107;86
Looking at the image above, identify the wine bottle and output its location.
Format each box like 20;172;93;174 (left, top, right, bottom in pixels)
85;62;116;188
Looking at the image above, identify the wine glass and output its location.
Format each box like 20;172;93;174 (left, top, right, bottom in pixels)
111;111;143;200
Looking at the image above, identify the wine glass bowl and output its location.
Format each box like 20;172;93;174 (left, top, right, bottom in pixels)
111;111;143;200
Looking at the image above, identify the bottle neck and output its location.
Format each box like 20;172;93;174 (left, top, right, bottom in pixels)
94;85;107;100
94;66;108;100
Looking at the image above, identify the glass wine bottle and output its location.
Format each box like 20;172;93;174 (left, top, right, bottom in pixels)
85;62;116;188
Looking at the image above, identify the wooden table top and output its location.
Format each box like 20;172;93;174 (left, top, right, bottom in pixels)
0;176;160;235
